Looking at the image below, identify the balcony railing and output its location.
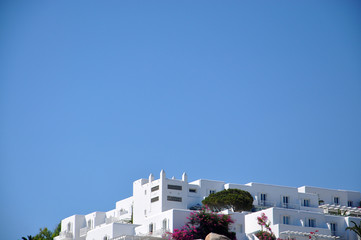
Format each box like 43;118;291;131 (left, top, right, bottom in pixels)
137;229;167;238
319;204;361;218
106;216;132;224
106;216;122;224
280;203;299;209
110;235;164;240
257;200;276;208
58;231;73;239
80;227;90;237
151;229;167;237
280;230;340;239
257;200;300;210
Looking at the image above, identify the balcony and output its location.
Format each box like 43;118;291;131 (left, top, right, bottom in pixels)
256;200;300;210
280;230;340;239
80;227;90;237
106;216;132;224
150;229;167;237
136;229;167;238
106;216;122;224
256;200;276;209
109;235;164;240
55;231;73;240
280;202;299;210
319;204;361;218
276;224;340;239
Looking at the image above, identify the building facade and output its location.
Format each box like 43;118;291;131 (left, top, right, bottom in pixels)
55;170;361;240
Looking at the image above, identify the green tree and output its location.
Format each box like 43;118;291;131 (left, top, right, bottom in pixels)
346;221;361;238
22;236;35;240
34;227;52;240
22;222;61;240
51;222;61;239
202;189;253;212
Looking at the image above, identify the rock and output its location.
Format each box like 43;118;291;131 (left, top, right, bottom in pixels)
205;232;231;240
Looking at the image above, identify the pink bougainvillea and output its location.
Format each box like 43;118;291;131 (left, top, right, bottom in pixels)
168;206;236;240
255;213;276;240
308;230;319;239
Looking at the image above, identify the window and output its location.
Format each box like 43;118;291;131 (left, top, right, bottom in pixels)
348;201;353;207
87;220;91;228
283;216;290;225
260;193;267;205
162;219;167;230
103;236;108;240
149;223;153;234
67;222;71;232
151;185;159;192
151;196;159;203
333;197;339;205
303;199;310;207
189;188;197;193
330;223;337;236
168;184;182;190
209;190;216;195
308;219;316;227
145;190;147;195
167;196;182;202
282;196;289;208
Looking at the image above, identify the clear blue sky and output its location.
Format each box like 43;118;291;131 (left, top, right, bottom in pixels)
1;1;360;239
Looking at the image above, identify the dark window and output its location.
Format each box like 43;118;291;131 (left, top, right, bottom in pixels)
261;193;267;201
330;223;337;236
283;216;289;225
282;196;289;208
189;189;197;193
167;196;182;202
149;223;153;234
168;185;182;190
308;219;316;227
348;201;353;207
260;193;267;205
162;219;167;230
151;185;159;192
151;196;159;203
67;222;71;231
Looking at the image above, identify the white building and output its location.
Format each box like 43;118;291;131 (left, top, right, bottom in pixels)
55;170;361;240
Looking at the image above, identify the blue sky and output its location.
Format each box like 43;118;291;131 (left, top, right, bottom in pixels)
1;1;361;239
